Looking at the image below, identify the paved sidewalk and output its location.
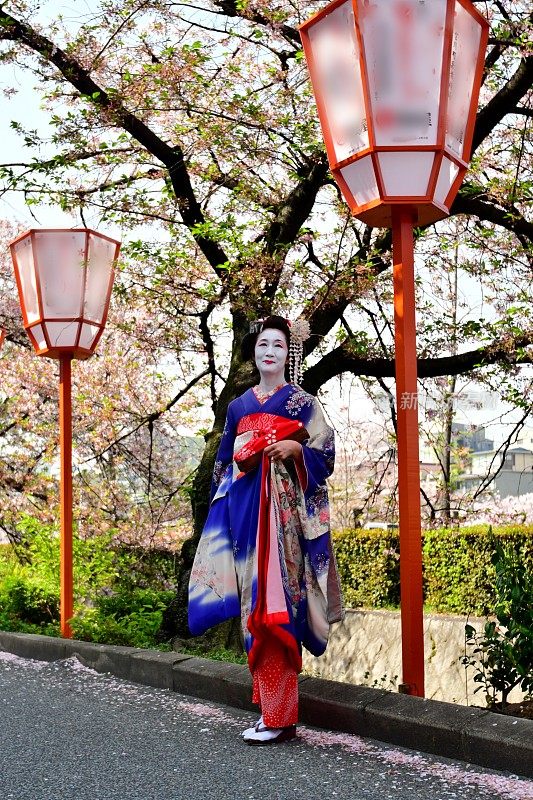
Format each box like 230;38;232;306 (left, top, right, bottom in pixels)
2;650;533;800
0;631;531;781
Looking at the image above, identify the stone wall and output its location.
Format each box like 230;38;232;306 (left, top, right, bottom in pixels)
302;609;524;705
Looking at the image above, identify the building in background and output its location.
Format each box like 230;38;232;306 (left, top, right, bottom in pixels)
459;431;533;498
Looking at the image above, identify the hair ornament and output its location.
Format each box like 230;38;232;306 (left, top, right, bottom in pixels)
289;318;311;344
288;318;311;386
249;318;265;334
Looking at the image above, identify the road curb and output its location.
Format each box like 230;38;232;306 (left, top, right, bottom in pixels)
1;631;531;778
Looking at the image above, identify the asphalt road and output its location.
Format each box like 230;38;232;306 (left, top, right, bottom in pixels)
1;651;532;800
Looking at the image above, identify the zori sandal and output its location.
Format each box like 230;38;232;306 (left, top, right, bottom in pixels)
241;716;264;738
242;723;297;746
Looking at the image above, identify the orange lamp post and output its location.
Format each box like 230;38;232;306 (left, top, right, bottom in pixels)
9;229;121;638
300;0;488;696
0;328;5;350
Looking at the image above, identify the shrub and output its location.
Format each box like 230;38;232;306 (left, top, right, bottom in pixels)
463;539;533;706
423;525;533;615
113;547;178;591
0;527;61;629
0;575;59;625
9;515;122;601
0;516;178;648
70;589;175;649
333;524;533;615
333;528;400;608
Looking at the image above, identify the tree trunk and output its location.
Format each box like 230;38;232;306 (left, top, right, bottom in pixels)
169;322;256;638
442;375;457;525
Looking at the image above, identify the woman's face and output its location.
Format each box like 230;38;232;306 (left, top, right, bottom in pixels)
254;327;288;380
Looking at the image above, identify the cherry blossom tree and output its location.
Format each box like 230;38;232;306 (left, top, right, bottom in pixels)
0;0;530;632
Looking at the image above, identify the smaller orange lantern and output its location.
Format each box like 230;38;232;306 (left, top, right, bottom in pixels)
9;228;121;638
10;228;119;360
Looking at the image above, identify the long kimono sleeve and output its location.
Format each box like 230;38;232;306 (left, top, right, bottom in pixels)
210;401;238;501
299;397;335;500
293;396;344;643
188;401;241;635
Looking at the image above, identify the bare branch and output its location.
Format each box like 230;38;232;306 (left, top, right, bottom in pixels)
302;333;533;395
472;409;532;499
213;0;301;46
0;7;231;277
89;368;211;460
451;192;533;248
199;306;219;413
473;52;533;153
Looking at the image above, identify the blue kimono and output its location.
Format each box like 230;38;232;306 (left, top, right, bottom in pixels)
188;383;343;672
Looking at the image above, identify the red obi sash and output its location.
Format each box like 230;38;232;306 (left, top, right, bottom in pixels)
234;413;308;472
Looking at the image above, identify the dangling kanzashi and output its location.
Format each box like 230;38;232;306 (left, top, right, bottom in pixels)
288;318;311;385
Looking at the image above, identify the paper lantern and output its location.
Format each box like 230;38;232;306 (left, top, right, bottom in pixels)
10;228;120;359
300;0;489;227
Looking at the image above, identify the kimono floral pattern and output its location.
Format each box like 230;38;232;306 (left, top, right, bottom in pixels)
285;388;315;418
272;462;304;613
212;459;224;490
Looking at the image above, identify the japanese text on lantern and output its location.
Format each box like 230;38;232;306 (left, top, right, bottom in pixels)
358;0;447;146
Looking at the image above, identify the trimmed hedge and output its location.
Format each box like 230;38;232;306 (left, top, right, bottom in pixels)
333;528;400;610
333;524;533;616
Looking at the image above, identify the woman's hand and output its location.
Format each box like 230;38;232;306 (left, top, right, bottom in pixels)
264;440;303;462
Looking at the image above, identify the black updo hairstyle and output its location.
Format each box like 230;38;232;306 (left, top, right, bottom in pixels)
241;315;291;376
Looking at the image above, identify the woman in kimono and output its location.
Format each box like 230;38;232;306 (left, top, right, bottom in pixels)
188;316;343;745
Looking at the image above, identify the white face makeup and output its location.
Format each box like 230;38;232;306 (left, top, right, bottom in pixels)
254;327;288;382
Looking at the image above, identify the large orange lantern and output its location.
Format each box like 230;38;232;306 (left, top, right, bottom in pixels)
10;228;121;638
300;0;488;227
301;0;488;697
